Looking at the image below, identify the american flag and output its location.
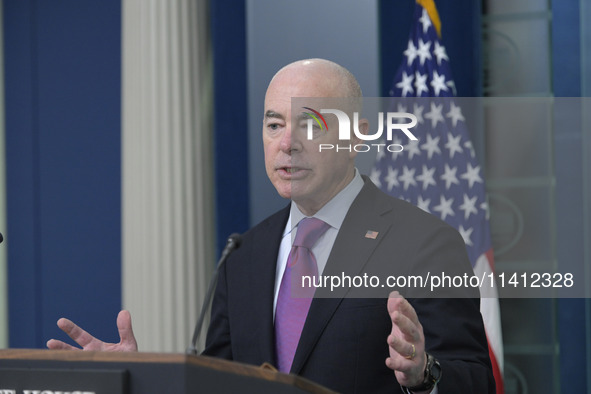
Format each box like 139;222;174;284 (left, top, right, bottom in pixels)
369;1;505;392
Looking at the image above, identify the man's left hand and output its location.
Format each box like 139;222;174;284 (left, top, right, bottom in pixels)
385;291;428;390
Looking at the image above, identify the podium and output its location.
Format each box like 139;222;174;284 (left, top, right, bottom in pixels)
0;349;337;393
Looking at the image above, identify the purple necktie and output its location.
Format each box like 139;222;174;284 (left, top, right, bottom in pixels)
275;217;330;373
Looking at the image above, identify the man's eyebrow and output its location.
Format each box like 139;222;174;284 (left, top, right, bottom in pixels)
296;112;313;120
264;110;284;120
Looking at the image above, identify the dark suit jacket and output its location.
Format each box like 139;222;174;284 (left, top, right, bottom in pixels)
204;178;495;393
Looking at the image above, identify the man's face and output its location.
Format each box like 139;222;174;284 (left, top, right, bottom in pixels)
263;64;360;216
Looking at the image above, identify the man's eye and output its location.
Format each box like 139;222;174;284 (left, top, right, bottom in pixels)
299;120;321;131
268;123;280;130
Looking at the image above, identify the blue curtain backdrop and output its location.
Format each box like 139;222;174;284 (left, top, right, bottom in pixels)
211;0;249;255
4;0;122;348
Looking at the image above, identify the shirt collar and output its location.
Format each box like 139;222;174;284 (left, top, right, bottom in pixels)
286;168;364;236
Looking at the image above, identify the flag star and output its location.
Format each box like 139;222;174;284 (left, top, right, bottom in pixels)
417;196;431;213
404;40;418;66
430;71;449;97
459;194;478;220
433;195;455;220
433;41;449;65
420;133;442;160
404;140;422;160
392;134;404;146
369;167;381;188
399;166;417;191
413;103;425;124
376;145;386;162
446;80;457;96
460;163;483;188
385;166;400;191
391;103;409;125
414;72;428;96
424;102;444;128
480;200;490;220
419;9;432;34
390;135;404;160
416;39;432;66
458;225;474;246
396;71;414;97
445;132;463;159
391;149;403;161
446;102;465;127
440;164;460;189
464;141;476;158
416;165;436;190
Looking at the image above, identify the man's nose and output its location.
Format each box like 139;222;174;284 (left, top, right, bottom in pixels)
279;124;302;153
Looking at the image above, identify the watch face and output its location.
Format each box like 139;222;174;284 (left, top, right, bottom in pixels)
407;354;442;392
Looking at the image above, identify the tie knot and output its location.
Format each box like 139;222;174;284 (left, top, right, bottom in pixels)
293;217;330;249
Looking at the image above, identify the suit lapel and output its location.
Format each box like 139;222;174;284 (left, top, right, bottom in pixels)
290;179;395;374
244;205;289;366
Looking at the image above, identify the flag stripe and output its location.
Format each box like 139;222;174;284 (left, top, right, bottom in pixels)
372;2;504;392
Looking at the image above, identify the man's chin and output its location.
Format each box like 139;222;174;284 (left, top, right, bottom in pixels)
272;183;319;208
272;181;309;201
273;185;292;200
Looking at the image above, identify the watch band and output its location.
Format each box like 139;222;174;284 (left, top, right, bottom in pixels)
403;353;442;392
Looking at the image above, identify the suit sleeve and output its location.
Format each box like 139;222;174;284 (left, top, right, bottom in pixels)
202;258;233;360
407;224;496;393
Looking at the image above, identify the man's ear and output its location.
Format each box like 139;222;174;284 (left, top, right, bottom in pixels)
348;117;370;160
354;118;370;142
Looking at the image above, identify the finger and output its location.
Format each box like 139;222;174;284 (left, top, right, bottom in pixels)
57;318;99;348
46;338;80;351
387;291;403;314
386;334;426;382
385;351;415;375
396;297;420;325
387;334;403;353
385;355;427;388
391;311;420;343
387;333;416;358
385;356;397;371
385;354;414;371
116;310;138;350
387;292;419;325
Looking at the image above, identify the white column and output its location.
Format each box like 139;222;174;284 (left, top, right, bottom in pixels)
122;0;214;352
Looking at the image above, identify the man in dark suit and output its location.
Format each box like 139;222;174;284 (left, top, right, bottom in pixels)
48;59;494;393
203;59;494;393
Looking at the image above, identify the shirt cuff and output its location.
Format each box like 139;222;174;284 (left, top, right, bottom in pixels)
400;385;438;394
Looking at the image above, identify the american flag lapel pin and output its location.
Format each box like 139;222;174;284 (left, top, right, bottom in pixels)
365;230;379;239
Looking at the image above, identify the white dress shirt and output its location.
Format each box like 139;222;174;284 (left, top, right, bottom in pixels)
271;168;438;394
272;169;364;312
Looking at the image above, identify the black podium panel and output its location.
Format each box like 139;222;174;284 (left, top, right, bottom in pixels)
0;350;337;394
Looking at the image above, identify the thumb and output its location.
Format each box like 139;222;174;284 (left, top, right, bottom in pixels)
117;310;138;350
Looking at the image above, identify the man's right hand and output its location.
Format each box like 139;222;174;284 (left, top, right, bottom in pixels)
46;310;138;352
